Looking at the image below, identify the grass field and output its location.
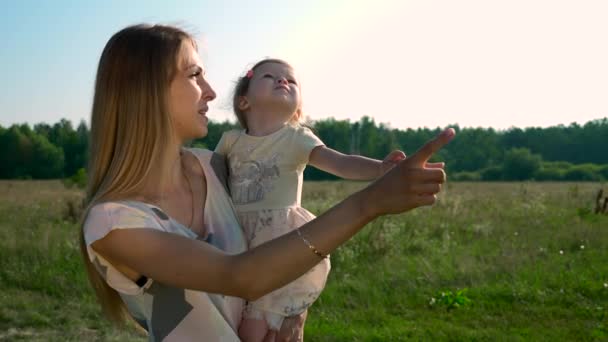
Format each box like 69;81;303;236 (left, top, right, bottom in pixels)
1;180;607;341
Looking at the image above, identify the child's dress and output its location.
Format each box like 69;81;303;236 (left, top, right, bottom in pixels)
215;123;331;330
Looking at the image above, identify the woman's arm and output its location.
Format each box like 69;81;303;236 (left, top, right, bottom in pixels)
91;184;374;300
309;146;406;180
91;128;454;301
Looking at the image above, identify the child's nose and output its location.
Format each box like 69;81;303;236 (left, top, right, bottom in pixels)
277;78;288;85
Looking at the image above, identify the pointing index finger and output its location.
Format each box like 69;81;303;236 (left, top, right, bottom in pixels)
407;128;455;166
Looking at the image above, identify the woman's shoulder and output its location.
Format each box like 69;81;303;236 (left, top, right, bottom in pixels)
86;200;166;225
183;147;224;172
87;200;150;219
183;147;230;193
185;147;213;159
84;200;165;245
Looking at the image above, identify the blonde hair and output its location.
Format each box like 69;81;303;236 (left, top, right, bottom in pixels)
232;58;304;130
80;24;195;326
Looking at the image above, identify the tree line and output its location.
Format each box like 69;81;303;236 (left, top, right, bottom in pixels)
1;117;607;182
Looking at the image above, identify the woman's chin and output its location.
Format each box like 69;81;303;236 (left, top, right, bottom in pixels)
184;126;208;141
195;126;208;139
195;116;209;136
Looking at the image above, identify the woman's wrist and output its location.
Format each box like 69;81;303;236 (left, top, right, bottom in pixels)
350;186;381;223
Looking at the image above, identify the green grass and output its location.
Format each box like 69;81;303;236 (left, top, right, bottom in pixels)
1;180;607;341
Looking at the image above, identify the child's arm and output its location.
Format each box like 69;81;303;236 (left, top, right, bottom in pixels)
309;146;406;180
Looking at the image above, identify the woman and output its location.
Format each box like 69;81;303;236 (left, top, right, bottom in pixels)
81;24;454;341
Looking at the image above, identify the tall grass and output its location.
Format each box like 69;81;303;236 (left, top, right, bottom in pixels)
1;181;606;341
302;182;608;341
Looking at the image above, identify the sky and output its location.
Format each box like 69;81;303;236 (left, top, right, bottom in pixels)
1;0;607;130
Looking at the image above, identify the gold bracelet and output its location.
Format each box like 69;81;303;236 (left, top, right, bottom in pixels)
296;229;328;259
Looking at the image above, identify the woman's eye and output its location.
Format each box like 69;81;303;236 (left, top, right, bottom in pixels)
190;71;201;78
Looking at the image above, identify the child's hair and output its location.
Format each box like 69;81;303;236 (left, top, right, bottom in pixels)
232;58;303;130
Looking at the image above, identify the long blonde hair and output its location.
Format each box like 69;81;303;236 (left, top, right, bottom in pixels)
80;24;195;326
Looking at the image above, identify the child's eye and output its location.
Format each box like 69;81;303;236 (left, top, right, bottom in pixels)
263;74;273;78
288;79;297;85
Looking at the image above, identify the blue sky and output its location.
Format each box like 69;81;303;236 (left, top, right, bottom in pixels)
1;0;607;130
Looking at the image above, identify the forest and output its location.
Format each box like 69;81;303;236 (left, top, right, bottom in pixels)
1;117;607;181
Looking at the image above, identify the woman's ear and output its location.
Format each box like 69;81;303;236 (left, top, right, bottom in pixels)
238;96;250;112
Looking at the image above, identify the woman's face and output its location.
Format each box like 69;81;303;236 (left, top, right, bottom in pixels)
168;42;216;141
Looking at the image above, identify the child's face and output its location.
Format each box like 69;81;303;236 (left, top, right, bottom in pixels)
245;62;301;122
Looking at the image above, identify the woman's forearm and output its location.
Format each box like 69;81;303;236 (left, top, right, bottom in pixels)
233;189;375;300
89;191;374;301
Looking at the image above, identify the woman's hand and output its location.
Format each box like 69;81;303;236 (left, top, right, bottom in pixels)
360;128;455;218
380;150;447;177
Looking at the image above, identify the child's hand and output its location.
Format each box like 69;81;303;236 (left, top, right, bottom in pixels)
380;150;407;176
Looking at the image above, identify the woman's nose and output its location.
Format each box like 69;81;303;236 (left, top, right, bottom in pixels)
200;79;216;101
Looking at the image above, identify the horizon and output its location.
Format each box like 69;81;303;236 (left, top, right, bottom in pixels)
2;115;607;133
1;0;607;130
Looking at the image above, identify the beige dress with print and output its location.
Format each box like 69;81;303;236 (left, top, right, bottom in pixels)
215;124;331;330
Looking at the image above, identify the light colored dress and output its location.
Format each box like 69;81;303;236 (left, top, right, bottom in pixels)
215;123;331;330
83;149;247;342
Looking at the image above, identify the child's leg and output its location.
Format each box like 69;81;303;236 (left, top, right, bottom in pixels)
238;317;269;342
262;329;277;342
